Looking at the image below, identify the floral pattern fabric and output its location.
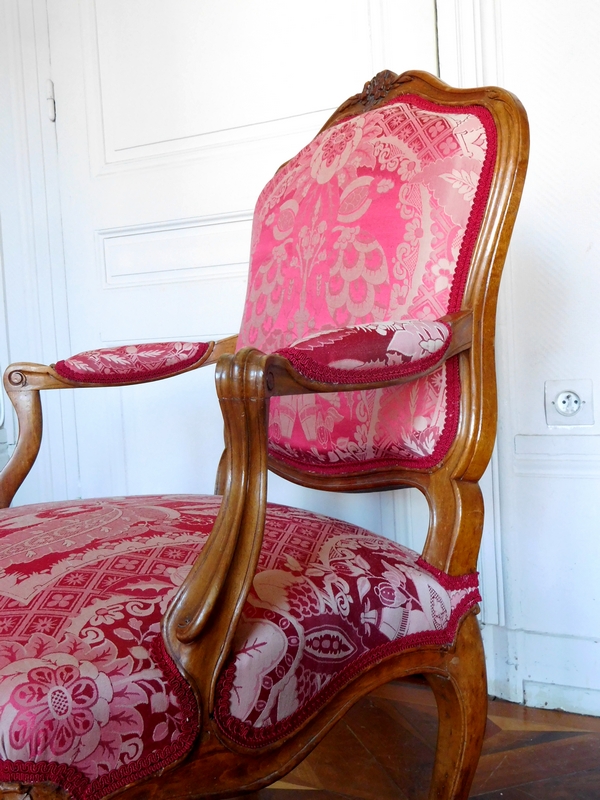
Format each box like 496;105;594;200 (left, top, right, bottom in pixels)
214;503;479;747
54;341;210;385
0;495;480;794
237;95;496;474
277;319;451;385
0;495;208;800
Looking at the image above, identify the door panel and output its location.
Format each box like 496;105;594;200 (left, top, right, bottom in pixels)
46;0;438;531
92;0;384;160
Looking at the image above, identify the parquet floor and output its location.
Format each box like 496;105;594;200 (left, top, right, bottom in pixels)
233;679;600;799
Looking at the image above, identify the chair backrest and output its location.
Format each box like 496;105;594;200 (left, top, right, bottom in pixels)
237;71;528;497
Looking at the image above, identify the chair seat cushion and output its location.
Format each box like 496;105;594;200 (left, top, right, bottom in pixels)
0;496;206;800
214;502;479;748
0;495;479;797
54;341;210;385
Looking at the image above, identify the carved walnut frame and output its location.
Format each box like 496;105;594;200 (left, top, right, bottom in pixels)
0;71;528;800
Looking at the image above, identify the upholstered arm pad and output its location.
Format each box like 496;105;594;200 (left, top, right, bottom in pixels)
0;336;237;507
54;341;212;385
275;319;451;386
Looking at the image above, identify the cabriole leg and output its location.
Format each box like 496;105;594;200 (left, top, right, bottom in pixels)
426;612;487;799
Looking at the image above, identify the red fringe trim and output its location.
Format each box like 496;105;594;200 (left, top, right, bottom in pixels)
416;557;479;591
0;637;199;800
213;581;481;749
55;342;210;385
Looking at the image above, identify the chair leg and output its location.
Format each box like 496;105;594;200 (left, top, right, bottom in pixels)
0;782;67;800
425;612;487;800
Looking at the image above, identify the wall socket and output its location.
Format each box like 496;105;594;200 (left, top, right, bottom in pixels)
545;379;594;426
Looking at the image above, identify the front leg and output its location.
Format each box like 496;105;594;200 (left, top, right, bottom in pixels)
426;612;487;799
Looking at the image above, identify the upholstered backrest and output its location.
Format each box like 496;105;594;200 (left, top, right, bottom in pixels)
237;93;496;475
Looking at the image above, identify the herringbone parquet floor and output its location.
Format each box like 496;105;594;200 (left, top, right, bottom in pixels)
233;679;600;799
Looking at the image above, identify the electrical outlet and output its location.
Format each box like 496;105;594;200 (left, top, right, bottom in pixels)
545;379;594;426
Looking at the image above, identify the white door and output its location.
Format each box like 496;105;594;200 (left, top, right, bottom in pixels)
43;0;439;530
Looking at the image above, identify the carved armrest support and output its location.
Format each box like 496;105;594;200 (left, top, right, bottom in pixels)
0;336;237;508
164;347;271;713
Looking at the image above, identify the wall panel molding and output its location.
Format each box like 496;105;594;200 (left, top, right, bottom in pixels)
98;211;253;289
80;0;407;176
478;450;505;626
80;0;336;174
482;624;600;715
513;435;600;477
514;456;600;479
436;0;504;88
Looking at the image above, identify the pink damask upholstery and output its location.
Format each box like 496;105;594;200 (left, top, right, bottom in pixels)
214;506;479;748
54;341;210;385
277;319;451;385
237;95;496;473
0;496;204;800
0;496;479;796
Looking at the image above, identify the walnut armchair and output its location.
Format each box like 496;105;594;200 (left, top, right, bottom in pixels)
0;71;528;800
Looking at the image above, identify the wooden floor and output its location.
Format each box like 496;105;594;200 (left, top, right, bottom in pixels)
233;679;600;799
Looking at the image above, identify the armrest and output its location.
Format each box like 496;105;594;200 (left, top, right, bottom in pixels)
268;311;472;397
0;335;237;508
3;335;237;392
53;335;238;387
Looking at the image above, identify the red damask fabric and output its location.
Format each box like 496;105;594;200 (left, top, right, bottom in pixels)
277;319;451;385
0;496;480;795
0;496;207;800
54;341;210;385
237;96;496;474
214;504;479;747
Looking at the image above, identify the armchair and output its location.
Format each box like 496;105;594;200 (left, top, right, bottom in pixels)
0;70;528;799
